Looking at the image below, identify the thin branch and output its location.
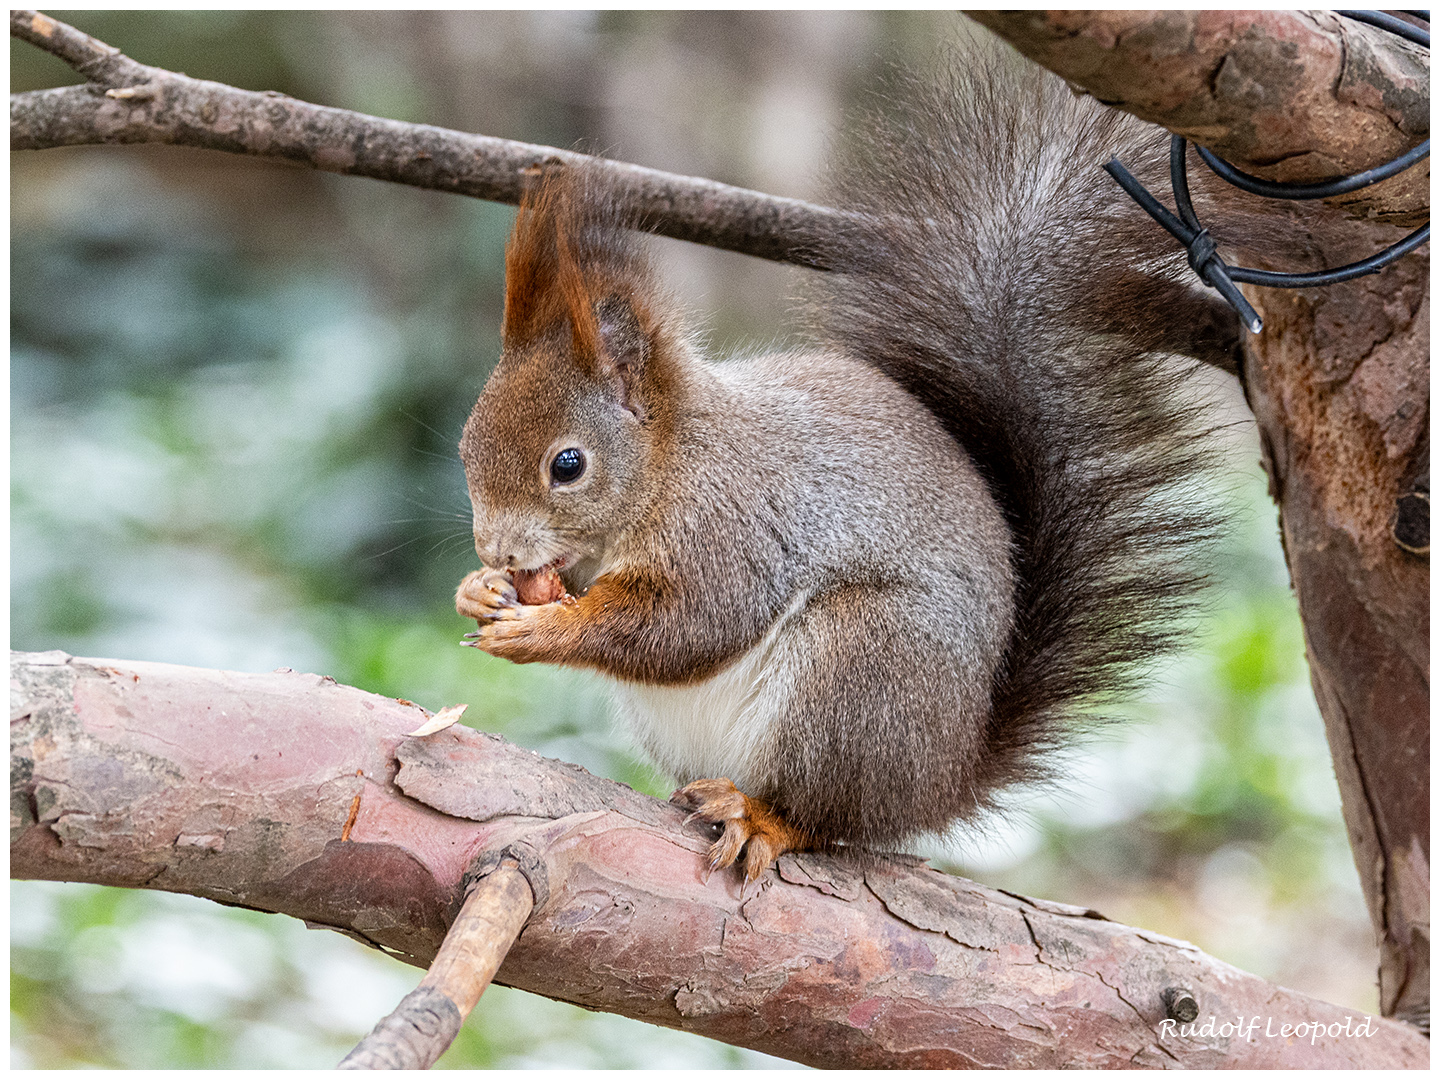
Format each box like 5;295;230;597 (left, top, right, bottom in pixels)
9;8;144;83
9;9;1253;376
339;861;535;1069
9;9;849;269
11;651;1430;1069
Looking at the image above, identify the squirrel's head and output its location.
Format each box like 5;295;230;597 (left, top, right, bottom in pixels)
459;167;680;587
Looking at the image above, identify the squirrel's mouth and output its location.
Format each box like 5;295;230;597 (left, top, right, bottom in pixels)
513;555;574;605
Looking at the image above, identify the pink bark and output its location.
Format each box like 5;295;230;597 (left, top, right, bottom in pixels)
11;651;1429;1068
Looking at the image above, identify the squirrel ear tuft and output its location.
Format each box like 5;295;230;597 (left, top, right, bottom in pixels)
596;295;648;418
502;167;604;360
502;169;560;346
501;165;658;413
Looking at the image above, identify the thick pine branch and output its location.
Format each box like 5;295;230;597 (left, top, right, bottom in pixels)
10;651;1429;1069
969;10;1429;225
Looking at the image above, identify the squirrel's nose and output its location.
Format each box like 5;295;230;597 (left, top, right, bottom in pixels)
474;540;513;569
472;507;535;569
473;533;517;569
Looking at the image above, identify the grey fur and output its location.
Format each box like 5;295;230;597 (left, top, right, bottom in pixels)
607;349;1015;844
461;46;1224;850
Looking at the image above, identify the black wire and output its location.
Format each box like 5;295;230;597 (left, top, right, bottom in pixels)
1335;9;1430;44
1194;140;1430;200
1104;9;1430;334
1226;226;1431;288
1168;138;1202;233
1105;154;1263;333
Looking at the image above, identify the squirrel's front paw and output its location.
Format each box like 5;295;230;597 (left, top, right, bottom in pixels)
458;569;555;661
464;614;541;658
456;567;520;622
672;778;811;883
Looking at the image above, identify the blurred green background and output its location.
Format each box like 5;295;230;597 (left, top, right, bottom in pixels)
11;11;1378;1069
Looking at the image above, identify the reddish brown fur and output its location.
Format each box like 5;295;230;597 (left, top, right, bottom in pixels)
500;176;552;344
552;199;603;362
503;170;615;366
458;567;740;685
465;166;691;585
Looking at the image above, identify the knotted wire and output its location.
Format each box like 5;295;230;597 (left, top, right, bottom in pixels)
1104;10;1429;334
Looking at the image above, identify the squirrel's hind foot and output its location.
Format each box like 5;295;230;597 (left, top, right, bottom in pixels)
671;778;811;883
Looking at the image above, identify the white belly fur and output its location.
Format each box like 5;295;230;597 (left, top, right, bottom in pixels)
606;591;810;789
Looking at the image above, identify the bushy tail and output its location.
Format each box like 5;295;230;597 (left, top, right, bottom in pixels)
810;47;1228;805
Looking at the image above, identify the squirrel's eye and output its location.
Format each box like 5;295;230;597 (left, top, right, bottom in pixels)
550;447;586;485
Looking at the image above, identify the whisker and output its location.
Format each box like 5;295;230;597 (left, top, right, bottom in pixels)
385;515;471;527
367;535;431;562
399;493;474;521
400;408;461;444
366;523;475;564
424;533;478;558
409;446;465;464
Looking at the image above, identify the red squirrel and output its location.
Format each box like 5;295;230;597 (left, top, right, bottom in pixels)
455;50;1232;881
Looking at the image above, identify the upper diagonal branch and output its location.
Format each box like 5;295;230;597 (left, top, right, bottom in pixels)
10;8;146;84
9;9;851;269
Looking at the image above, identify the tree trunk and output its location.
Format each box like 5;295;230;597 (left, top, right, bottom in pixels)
974;10;1430;1030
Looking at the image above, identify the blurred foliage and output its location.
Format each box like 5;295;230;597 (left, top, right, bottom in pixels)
12;11;304;97
10;9;1378;1070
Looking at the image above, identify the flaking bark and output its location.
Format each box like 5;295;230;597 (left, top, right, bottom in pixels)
969;10;1429;226
9;651;1430;1069
976;10;1430;1030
